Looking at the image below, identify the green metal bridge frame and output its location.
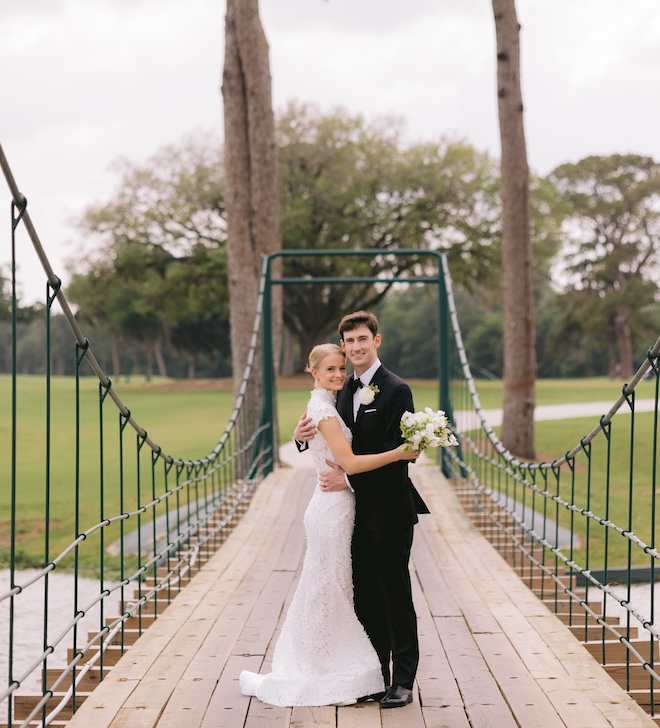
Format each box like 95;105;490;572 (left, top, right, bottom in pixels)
258;249;454;476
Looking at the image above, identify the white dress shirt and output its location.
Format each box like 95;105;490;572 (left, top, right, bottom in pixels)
351;358;381;420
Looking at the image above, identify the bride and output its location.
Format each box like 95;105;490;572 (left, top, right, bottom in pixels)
239;343;418;707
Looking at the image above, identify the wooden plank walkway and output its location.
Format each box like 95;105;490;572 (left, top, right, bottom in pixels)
66;462;654;728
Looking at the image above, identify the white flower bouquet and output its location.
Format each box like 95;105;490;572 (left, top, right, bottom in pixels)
400;407;459;452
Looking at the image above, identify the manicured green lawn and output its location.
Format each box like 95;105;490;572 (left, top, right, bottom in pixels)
460;405;659;571
1;374;656;574
531;413;658;570
0;376;238;575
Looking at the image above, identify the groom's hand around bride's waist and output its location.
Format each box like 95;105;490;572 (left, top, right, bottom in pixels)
319;461;349;492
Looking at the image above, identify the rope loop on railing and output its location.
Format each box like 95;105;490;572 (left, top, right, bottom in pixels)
120;408;131;433
564;453;575;473
622;382;635;410
100;378;112;402
47;277;61;306
599;415;610;440
75;338;90;365
11;195;27;228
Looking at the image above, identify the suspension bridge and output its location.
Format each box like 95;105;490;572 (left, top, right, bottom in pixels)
2;142;660;727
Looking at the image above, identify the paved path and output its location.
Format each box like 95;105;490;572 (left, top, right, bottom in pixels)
458;398;657;429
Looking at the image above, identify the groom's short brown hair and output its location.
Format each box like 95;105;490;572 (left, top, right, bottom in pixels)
338;310;379;340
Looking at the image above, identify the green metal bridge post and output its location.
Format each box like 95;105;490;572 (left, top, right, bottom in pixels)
261;256;275;476
260;249;454;477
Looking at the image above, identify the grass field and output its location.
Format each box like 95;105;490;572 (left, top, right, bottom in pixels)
490;412;657;569
0;374;656;574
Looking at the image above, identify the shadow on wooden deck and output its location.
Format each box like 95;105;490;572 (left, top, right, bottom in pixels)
65;462;654;728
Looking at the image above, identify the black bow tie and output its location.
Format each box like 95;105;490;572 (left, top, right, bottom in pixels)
348;377;363;394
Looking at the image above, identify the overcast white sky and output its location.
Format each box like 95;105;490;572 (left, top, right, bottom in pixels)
1;0;659;303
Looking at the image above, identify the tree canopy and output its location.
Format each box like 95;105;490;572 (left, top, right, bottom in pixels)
68;135;229;378
66;107;515;375
550;154;660;377
52;106;658;382
277;101;504;360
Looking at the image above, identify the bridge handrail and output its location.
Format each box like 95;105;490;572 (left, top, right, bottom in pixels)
441;253;660;715
0;141;270;725
441;254;660;470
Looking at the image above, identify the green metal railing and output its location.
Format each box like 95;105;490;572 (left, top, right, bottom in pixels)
4;130;660;723
258;248;454;476
441;255;660;717
1;143;272;726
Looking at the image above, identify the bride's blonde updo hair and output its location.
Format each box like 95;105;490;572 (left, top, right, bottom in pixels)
305;343;345;374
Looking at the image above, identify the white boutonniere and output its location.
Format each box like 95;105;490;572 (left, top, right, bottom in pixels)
358;383;379;405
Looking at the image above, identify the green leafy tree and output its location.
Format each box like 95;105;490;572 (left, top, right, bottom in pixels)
68;261;132;377
151;245;230;378
80;134;225;254
67;108;570;382
0;265;11;322
376;286;440;378
277;102;503;366
550;154;660;378
69;135;228;378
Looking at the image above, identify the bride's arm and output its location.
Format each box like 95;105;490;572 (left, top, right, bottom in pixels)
317;417;416;476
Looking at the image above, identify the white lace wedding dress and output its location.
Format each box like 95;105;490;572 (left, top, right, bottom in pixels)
239;388;384;706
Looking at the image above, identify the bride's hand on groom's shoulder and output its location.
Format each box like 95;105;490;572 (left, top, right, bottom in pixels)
294;411;316;442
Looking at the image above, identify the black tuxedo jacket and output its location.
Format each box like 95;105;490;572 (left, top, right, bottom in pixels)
337;365;430;531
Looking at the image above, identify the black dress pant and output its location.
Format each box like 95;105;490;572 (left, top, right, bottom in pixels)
351;523;418;689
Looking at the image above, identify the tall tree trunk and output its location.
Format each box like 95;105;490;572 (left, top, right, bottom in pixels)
154;336;168;378
111;334;121;378
493;0;536;459
279;328;296;376
615;306;633;379
223;0;282;469
222;0;282;397
606;321;619;378
144;345;153;382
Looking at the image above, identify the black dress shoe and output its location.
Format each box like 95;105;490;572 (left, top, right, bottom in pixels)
379;684;413;708
356;691;387;703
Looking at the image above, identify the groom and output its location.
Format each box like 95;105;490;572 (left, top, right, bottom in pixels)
294;310;429;708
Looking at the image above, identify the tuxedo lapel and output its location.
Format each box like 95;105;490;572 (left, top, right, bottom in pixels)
337;382;353;429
